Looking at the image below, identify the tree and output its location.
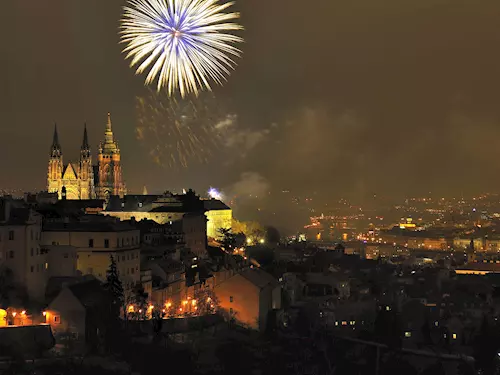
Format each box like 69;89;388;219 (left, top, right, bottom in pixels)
102;256;124;318
232;219;266;244
129;283;148;320
193;288;219;315
473;315;500;374
374;308;402;349
218;227;237;253
0;267;27;308
265;226;281;245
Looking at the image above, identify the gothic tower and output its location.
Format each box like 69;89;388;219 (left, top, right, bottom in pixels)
78;124;95;199
97;113;126;200
47;124;63;195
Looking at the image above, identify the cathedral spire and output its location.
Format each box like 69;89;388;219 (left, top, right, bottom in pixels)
81;123;90;150
50;123;62;157
104;112;115;145
80;123;91;159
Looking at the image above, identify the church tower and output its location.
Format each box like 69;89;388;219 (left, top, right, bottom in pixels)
97;113;126;200
78;124;95;199
47;124;63;195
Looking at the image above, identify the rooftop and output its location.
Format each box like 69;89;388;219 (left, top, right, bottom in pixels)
43;216;137;232
202;199;231;211
239;268;279;289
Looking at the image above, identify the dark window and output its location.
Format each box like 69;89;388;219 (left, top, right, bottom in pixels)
52;241;57;245
8;231;14;240
30;248;33;257
131;268;135;274
104;239;109;248
116;239;119;248
30;230;33;240
63;253;68;259
30;266;34;273
9;251;14;259
230;296;234;303
89;239;94;248
229;308;233;314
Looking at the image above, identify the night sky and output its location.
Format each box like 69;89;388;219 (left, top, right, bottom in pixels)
2;0;500;209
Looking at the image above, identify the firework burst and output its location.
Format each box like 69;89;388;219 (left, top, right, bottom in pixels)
135;90;234;168
121;0;244;97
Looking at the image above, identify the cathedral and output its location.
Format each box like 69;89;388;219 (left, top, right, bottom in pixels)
47;113;127;200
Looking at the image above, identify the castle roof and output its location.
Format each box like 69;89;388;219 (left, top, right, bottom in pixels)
203;199;231;211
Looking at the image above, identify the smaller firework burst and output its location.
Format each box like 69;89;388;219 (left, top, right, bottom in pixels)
208;187;224;200
135;90;234;168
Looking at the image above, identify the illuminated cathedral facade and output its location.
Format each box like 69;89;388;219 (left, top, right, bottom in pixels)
47;113;127;200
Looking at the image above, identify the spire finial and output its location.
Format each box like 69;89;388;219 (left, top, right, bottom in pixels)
106;112;112;133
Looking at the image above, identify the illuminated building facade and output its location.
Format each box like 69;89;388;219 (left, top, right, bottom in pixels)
47;113;126;201
202;199;232;240
0;199;47;302
103;191;217;253
41;217;141;293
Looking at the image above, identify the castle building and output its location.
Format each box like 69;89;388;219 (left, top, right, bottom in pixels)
47;113;126;200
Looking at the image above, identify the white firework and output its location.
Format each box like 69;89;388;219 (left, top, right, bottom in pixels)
120;0;244;97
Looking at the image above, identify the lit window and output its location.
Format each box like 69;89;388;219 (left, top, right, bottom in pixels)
335;321;338;326
405;331;412;338
45;263;48;270
435;321;439;327
386;306;391;311
452;333;457;340
138;202;143;208
341;321;347;326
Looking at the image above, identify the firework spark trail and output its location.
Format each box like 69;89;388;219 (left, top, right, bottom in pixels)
121;0;244;97
135;90;232;168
